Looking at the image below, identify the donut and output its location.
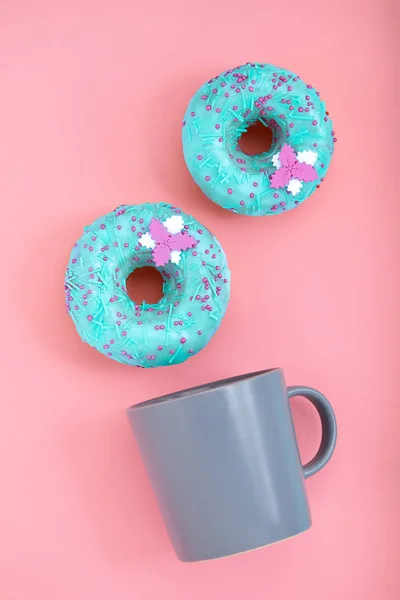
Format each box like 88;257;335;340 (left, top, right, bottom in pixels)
182;62;336;216
65;203;230;368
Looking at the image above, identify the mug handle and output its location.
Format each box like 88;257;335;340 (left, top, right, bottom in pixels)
287;386;337;479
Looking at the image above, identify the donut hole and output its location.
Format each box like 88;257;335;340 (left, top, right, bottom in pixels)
126;267;164;305
238;120;273;156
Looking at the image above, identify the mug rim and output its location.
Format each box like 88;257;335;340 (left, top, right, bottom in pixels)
126;367;281;413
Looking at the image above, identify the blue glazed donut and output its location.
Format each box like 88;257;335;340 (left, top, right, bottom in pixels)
65;203;230;367
182;62;336;216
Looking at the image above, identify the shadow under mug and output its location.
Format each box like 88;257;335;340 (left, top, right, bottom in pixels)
126;368;337;562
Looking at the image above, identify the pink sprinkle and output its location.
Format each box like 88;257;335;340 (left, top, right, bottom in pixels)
87;315;92;321
206;105;211;111
180;338;186;344
122;331;127;336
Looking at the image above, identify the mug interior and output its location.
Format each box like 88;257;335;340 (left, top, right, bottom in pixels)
127;368;279;411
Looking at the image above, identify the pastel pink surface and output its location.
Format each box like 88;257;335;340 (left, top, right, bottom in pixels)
0;1;398;599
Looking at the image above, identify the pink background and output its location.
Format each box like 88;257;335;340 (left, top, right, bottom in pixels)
0;1;398;598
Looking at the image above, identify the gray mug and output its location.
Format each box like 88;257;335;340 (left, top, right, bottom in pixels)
126;368;337;562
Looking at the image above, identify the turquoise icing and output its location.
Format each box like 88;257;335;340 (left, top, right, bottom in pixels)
65;203;230;367
182;62;336;216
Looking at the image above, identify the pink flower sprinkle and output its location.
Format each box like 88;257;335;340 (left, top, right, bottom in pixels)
147;219;196;267
270;143;318;190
